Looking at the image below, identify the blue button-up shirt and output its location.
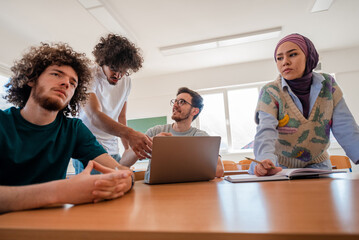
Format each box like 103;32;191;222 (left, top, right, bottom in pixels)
249;72;359;173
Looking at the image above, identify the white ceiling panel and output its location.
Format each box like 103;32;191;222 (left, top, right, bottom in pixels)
0;0;358;79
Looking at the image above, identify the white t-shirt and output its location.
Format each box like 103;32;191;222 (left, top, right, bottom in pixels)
80;65;132;155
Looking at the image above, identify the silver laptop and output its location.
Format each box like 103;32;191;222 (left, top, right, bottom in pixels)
145;136;221;184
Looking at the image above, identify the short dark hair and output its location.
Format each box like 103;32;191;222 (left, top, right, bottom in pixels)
92;33;143;74
5;42;91;117
177;87;204;120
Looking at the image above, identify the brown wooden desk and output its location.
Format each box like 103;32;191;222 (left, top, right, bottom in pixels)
1;173;359;240
134;170;146;181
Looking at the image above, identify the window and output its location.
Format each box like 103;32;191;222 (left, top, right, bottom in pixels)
227;88;259;151
198;83;266;153
0;75;11;110
198;93;228;150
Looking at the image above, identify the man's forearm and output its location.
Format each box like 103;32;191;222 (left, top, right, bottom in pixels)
120;137;130;150
118;116;130;150
0;181;60;213
93;153;123;169
0;162;134;213
89;111;132;139
119;149;139;167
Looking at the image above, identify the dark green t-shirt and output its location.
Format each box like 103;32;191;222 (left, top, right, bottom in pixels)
0;107;106;186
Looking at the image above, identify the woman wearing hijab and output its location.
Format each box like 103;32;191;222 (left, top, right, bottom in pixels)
249;33;359;176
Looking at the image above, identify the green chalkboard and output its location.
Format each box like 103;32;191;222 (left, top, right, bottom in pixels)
127;116;167;134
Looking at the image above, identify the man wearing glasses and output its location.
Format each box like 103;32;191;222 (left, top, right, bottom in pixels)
73;34;152;174
120;87;224;177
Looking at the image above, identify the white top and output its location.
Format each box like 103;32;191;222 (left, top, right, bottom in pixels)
80;64;132;155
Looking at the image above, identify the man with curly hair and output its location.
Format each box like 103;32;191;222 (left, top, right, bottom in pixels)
73;33;152;175
0;43;133;213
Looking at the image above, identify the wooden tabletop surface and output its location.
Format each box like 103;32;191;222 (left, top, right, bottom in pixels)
1;172;358;240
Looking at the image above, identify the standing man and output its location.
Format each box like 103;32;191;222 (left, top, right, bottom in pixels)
0;43;133;213
120;87;224;178
73;34;152;174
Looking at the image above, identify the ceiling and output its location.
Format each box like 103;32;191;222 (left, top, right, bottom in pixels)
0;0;358;79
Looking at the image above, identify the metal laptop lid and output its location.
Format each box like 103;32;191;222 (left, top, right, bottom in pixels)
146;136;221;184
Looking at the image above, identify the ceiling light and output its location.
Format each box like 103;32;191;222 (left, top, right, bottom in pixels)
218;27;281;47
78;0;102;9
311;0;334;13
160;42;218;56
88;7;127;35
77;0;127;36
159;27;281;56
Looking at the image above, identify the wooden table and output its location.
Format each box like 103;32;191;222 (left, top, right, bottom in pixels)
1;173;359;240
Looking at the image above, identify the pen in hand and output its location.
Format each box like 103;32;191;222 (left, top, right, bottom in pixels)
245;157;275;169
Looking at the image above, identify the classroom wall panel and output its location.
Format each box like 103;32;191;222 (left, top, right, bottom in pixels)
128;116;167;134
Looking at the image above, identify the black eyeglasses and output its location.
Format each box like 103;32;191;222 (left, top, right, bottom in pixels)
109;66;130;77
170;99;193;107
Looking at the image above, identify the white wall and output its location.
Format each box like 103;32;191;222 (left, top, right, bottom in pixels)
127;58;278;123
127;46;359;171
335;70;359;122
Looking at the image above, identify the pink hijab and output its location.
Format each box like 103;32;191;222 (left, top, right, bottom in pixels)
274;33;319;118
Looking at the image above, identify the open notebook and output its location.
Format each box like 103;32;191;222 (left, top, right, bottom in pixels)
224;168;347;183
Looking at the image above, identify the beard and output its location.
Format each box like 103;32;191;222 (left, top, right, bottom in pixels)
107;77;118;85
32;85;68;111
171;110;191;122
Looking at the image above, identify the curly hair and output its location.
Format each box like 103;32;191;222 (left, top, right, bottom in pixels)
92;34;143;74
5;42;92;117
